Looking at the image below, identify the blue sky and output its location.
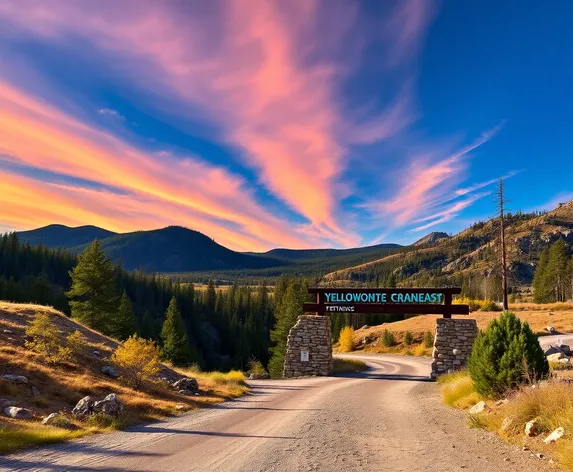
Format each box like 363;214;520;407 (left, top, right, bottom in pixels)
0;0;571;250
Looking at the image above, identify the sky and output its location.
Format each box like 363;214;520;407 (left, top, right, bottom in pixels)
0;0;571;251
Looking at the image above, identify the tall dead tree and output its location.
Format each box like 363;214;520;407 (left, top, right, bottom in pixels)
497;178;509;310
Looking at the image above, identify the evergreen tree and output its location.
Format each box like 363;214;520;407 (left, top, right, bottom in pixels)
546;239;570;302
385;272;397;288
161;296;192;366
139;311;156;340
66;241;118;334
113;290;137;340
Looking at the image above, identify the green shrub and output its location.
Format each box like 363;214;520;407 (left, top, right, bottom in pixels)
468;311;549;398
423;331;434;348
382;330;395;347
403;331;413;346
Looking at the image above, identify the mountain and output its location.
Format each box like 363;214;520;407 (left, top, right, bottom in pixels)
255;243;402;261
16;224;117;249
323;200;573;289
70;226;286;272
413;232;450;247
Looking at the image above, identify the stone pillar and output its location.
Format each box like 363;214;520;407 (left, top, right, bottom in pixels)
283;315;332;378
431;318;478;380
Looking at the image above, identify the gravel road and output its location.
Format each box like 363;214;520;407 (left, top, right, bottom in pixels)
0;354;558;472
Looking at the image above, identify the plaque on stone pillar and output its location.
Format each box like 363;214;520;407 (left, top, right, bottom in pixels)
301;349;309;362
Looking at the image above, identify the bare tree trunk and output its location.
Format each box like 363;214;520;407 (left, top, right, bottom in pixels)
498;179;509;311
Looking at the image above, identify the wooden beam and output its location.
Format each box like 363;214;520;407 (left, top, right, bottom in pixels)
302;303;469;315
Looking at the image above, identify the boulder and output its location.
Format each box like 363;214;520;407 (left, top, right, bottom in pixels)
1;374;28;384
469;401;487;414
93;393;124;417
547;352;565;362
248;372;270;380
546;326;556;334
173;377;199;394
42;412;70;427
525;417;540;437
544;427;565;444
545;345;564;356
559;357;571;364
2;329;13;334
72;396;95;417
500;416;515;432
4;406;33;419
101;366;119;378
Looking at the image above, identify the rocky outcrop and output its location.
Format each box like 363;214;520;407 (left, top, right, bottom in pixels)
4;406;33;419
284;315;332;378
1;374;28;384
72;396;95;418
93;394;124;416
42;412;70;427
101;366;119;378
173;378;199;395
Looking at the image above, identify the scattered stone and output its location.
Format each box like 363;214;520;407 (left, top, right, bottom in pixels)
546;326;556;334
101;365;119;378
93;350;101;357
501;416;515;432
173;377;199;394
31;386;40;397
2;329;13;334
547;352;565;362
361;325;368;330
525;417;540;437
72;396;95;418
522;445;529;451
495;399;509;407
248;372;270;380
1;374;28;384
469;401;487;415
559;357;571;364
93;393;124;417
4;406;33;419
42;412;70;427
535;453;545;460
544;427;565;444
175;404;186;410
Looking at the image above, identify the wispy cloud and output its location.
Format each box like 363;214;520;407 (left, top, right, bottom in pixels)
97;108;125;120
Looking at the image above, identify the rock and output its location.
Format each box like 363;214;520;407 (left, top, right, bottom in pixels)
101;366;119;378
2;329;13;334
525;417;540;437
361;325;368;330
31;386;40;397
4;406;33;419
248;372;270;380
547;352;565;362
544;427;565;444
1;374;28;384
0;398;17;407
42;412;70;427
559;357;571;364
175;404;186;410
495;399;509;407
173;377;199;394
559;344;572;355
93;350;101;356
93;393;124;417
545;345;564;356
452;349;461;355
500;416;514;432
546;326;556;334
72;396;95;417
469;401;487;414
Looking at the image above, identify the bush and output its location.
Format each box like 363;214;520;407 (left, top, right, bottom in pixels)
468;311;549;398
25;313;71;364
382;329;395;347
111;335;160;390
480;299;501;311
338;326;354;352
403;331;413;346
247;358;267;377
423;330;434;348
65;330;86;359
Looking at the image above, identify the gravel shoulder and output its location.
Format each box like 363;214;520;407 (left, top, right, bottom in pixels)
0;354;558;472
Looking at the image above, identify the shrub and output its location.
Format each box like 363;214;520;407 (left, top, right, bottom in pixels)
111;335;160;390
247;358;267;377
382;329;395;347
480;299;501;311
423;330;434;348
25;313;71;364
468;311;549;398
338;326;354;352
403;331;413;346
65;330;86;359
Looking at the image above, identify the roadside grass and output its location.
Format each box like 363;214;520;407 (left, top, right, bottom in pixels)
174;366;249;398
438;370;573;469
331;357;368;374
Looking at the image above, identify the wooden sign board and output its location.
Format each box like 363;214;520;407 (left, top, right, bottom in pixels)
303;287;468;318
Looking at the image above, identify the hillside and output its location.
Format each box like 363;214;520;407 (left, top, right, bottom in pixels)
17;225;117;249
413;232;450;247
323;200;573;290
0;302;247;453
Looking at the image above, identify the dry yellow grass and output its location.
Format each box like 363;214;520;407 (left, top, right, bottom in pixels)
331;357;368;373
439;370;573;469
0;301;249;454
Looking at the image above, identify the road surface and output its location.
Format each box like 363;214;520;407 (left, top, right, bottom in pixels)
1;354;556;472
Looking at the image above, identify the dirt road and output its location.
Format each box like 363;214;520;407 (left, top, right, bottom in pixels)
0;354;556;472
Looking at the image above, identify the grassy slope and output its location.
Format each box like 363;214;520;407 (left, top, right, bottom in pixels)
0;302;248;454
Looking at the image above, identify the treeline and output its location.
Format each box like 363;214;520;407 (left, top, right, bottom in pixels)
533;239;573;302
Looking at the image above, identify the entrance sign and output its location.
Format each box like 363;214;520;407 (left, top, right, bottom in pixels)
303;288;468;318
300;349;309;362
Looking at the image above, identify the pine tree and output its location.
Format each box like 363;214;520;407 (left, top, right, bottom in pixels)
66;241;118;334
113;290;137;341
546;239;570;302
385;272;397;288
533;247;550;302
161;296;192;366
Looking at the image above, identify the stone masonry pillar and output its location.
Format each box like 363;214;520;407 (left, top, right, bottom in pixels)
431;318;478;380
283;315;333;378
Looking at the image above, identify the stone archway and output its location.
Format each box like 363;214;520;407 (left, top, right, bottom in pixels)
283;287;477;379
